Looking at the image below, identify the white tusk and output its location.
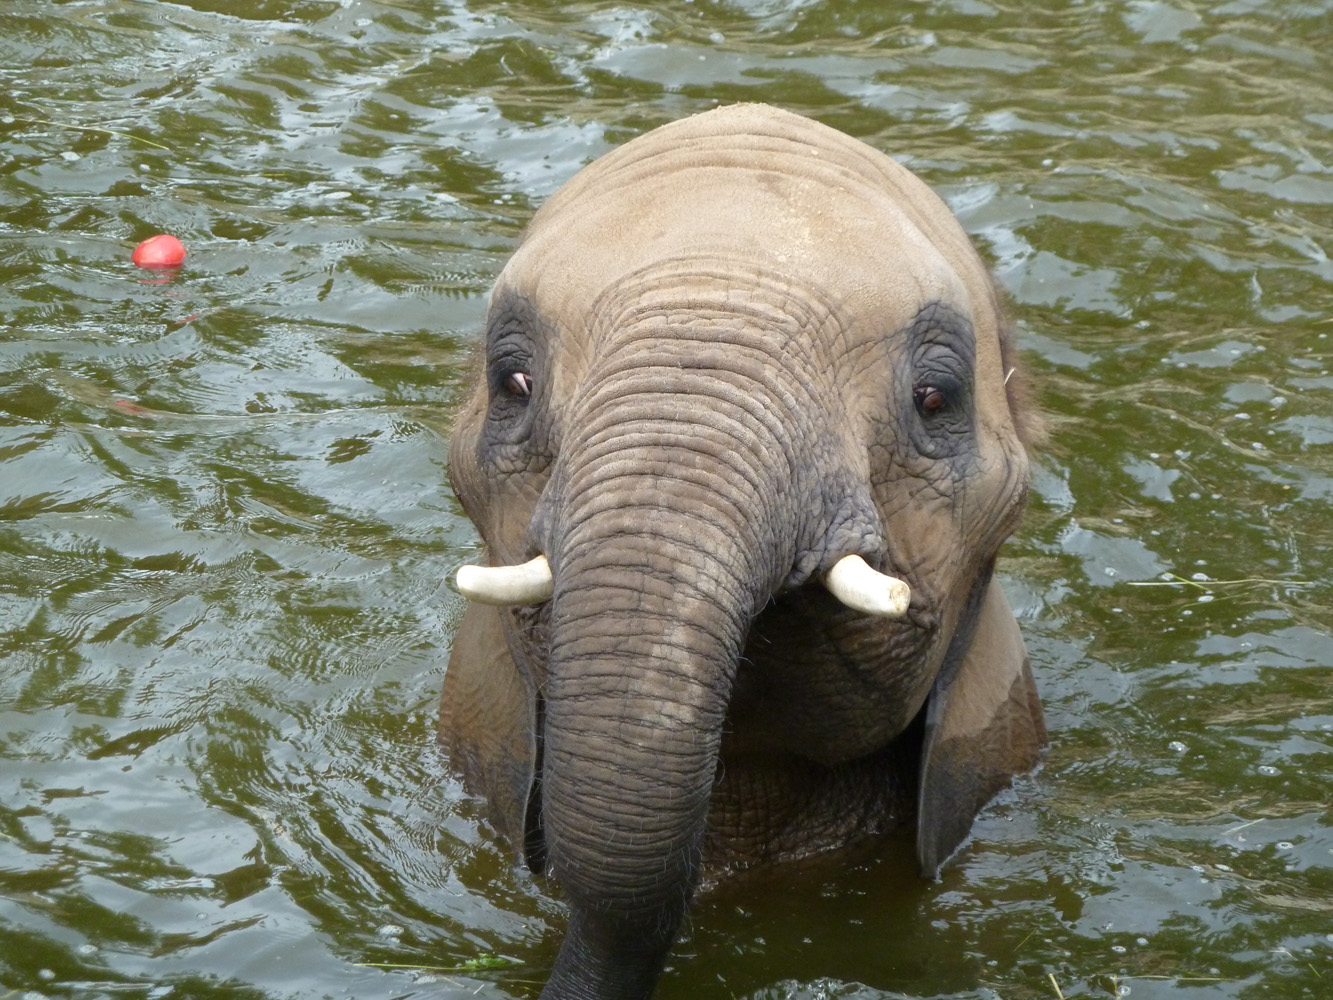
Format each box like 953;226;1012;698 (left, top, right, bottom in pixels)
456;555;553;606
823;554;910;618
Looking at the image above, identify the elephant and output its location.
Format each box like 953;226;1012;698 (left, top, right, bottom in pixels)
439;103;1046;1000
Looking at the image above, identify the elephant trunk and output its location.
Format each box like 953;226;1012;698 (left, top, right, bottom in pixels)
539;558;744;997
536;359;798;998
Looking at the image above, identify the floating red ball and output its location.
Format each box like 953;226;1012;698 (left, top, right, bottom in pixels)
131;234;186;268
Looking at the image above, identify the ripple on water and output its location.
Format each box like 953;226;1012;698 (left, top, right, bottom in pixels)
2;1;1332;998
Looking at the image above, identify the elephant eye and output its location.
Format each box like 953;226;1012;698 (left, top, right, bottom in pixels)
504;372;533;398
913;384;948;414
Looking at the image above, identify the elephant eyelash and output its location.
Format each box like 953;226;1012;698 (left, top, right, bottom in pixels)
504;372;533;398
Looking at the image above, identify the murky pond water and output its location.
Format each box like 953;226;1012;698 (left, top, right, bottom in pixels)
2;1;1331;998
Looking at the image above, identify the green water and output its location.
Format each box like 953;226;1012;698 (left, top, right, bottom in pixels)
1;1;1330;998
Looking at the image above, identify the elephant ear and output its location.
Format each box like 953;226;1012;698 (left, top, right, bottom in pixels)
916;576;1045;877
439;599;540;866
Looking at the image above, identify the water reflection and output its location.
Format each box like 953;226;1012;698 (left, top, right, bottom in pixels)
2;1;1331;998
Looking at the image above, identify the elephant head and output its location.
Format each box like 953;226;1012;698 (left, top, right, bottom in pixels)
440;103;1045;1000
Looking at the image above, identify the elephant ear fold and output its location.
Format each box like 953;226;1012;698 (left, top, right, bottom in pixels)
916;577;1046;877
439;600;541;868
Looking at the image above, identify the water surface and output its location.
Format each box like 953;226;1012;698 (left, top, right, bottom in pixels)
2;2;1331;999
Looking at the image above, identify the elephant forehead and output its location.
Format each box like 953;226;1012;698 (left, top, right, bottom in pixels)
502;105;995;347
527;104;979;267
518;181;957;311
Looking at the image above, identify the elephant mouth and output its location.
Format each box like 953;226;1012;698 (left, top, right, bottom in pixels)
720;579;943;764
758;575;941;674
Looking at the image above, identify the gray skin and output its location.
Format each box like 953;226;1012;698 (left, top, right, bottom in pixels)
441;103;1046;1000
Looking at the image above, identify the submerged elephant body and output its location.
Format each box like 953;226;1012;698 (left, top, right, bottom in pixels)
441;104;1045;999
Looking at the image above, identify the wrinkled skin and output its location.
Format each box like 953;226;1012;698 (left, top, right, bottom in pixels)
441;104;1046;1000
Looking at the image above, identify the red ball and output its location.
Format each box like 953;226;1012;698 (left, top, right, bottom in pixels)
131;234;187;268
